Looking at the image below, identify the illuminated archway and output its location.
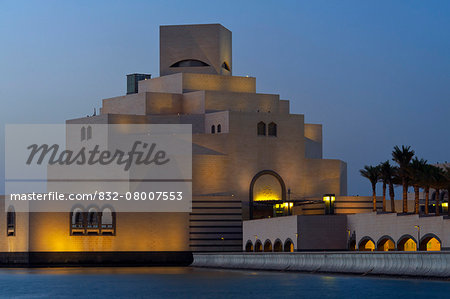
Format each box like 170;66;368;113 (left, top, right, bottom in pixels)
263;240;272;252
255;240;262;252
420;234;441;251
397;235;417;251
245;240;254;252
249;170;286;219
377;235;395;251
274;239;283;252
284;238;294;252
358;237;375;251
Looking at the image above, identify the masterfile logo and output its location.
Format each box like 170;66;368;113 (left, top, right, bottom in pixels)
5;124;192;212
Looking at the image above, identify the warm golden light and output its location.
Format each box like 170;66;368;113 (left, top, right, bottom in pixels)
426;238;441;251
404;239;417;251
364;240;375;251
253;174;282;201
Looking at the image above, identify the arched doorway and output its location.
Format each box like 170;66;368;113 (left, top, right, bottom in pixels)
420;234;441;251
263;240;273;252
358;237;375;251
397;235;417;251
249;170;286;219
377;236;395;251
284;239;294;252
245;241;254;252
255;240;262;252
274;239;283;252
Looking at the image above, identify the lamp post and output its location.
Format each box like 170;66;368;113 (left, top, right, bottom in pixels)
414;225;420;251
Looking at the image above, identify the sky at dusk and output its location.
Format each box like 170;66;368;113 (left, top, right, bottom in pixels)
1;0;449;196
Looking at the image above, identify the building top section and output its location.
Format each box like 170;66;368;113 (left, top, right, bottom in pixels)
160;24;232;77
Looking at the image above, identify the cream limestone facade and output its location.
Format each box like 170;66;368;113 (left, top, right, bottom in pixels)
1;24;347;262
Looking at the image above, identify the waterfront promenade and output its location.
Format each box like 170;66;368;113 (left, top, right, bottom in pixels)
192;252;450;278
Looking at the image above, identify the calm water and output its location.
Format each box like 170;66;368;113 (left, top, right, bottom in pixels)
0;267;449;298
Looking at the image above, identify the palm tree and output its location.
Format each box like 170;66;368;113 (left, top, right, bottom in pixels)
379;161;396;212
431;166;446;216
409;157;427;214
392;145;415;213
420;164;435;215
360;165;380;212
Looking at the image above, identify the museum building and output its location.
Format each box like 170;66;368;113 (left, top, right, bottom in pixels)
1;24;359;265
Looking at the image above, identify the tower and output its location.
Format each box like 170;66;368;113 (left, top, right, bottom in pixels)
160;24;232;76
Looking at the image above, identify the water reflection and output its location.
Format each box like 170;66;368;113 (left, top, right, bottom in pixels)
0;267;449;298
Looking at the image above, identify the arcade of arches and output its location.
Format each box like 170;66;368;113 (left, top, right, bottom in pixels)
356;235;442;252
245;239;294;252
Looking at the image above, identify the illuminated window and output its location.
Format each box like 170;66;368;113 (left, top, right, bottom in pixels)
420;235;441;251
398;237;417;251
257;122;266;136
6;206;15;237
358;238;375;251
211;125;215;134
426;238;441;251
377;237;395;251
268;122;277;137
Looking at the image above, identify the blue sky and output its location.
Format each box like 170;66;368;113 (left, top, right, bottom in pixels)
1;0;449;196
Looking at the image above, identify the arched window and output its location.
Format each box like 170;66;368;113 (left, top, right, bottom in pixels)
87;208;99;229
217;124;221;133
101;207;115;235
87;126;92;140
268;122;277;137
284;239;294;252
263;240;272;252
274;239;283;252
420;234;441;251
211;125;215;134
397;235;417;251
71;207;85;235
6;206;15;236
257;122;266;136
358;237;375;251
376;236;395;251
255;240;262;252
170;59;210;67
81;127;86;141
245;241;253;252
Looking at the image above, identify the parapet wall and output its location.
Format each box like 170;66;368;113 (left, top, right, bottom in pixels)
192;252;450;278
